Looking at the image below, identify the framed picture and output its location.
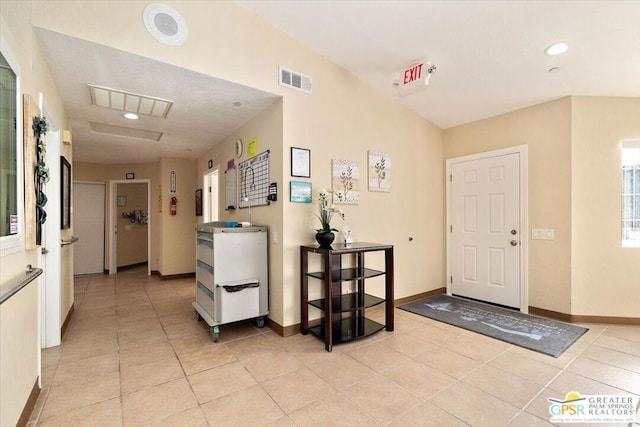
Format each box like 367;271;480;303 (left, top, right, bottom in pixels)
368;150;391;192
61;156;71;229
291;147;311;178
195;188;203;216
290;181;312;203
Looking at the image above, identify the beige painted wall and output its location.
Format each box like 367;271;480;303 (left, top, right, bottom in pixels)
32;0;446;328
571;97;640;317
444;98;573;313
74;162;161;271
116;183;149;267
159;157;198;275
0;3;70;426
444;96;640;318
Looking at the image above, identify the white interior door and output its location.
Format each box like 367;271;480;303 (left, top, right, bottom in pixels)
73;182;105;274
41;125;61;348
449;152;521;308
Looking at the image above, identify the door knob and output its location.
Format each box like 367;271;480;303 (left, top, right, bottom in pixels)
510;240;518;246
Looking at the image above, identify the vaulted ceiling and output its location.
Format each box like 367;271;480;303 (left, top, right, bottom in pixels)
36;1;640;164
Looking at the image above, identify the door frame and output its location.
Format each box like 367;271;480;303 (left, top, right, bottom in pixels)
108;179;151;275
203;166;219;223
445;145;529;312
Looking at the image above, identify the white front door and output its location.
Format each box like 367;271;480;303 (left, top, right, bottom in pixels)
449;152;521;308
73;182;105;274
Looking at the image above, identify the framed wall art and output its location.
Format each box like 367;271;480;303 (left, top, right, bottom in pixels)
291;147;311;178
195;188;203;216
61;156;71;229
332;159;359;205
290;181;312;203
368;150;391;192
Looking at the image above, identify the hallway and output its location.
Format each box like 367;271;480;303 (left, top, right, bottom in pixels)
29;267;640;426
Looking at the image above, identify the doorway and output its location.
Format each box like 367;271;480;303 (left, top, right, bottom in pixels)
203;168;219;223
108;180;151;275
446;145;528;311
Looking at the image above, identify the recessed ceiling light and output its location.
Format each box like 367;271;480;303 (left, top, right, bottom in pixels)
232;101;242;107
545;42;569;56
124;113;139;120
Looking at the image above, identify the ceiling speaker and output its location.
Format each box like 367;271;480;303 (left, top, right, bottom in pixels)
143;3;188;46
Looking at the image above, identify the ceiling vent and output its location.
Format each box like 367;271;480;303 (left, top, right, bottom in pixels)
88;84;173;118
89;122;163;141
279;66;312;95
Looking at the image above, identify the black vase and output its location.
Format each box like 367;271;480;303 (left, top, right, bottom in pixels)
315;231;335;248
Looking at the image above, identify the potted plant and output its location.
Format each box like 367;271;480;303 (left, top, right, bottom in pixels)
315;188;344;247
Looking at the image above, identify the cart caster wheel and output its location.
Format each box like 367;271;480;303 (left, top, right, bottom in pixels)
195;310;202;321
211;326;220;342
255;317;265;328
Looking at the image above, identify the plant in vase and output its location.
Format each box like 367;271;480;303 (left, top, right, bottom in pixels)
315;188;344;247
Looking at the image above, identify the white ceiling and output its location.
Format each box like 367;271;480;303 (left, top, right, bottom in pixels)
34;29;280;165
238;0;640;129
35;1;640;164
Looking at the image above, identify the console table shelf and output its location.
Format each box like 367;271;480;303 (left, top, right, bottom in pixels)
300;242;394;352
308;317;385;345
307;292;385;312
307;267;386;282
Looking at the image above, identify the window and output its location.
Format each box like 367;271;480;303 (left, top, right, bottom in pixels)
622;141;640;247
0;48;22;255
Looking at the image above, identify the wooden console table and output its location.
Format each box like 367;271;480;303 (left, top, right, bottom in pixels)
300;242;394;352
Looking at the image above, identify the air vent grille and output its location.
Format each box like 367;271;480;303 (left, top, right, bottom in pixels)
88;84;173;118
279;66;312;94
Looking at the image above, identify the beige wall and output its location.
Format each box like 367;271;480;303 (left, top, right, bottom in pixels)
444;96;640;318
32;0;447;329
0;3;70;426
74;162;161;271
159;157;198;275
444;98;573;313
75;159;199;276
571;97;640;317
116;183;149;267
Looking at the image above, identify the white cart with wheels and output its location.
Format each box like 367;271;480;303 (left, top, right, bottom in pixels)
193;222;268;342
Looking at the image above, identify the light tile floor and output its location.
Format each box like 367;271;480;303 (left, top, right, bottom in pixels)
29;266;640;426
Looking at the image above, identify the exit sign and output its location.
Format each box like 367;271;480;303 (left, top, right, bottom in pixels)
398;60;430;96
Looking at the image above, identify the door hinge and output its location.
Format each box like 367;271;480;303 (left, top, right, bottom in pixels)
449;174;452;182
450;225;453;232
450;276;453;284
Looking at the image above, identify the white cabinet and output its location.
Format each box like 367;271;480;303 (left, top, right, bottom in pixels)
193;222;268;341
